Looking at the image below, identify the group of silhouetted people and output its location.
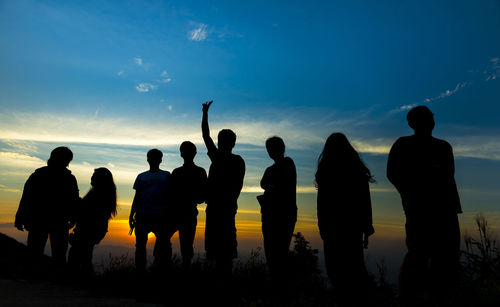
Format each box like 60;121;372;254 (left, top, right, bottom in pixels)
14;148;117;277
14;103;461;305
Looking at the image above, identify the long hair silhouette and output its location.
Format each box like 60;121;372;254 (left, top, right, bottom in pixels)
89;167;117;219
315;133;373;186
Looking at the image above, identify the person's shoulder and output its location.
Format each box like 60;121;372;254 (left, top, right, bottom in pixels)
194;164;207;174
32;166;48;176
395;135;413;144
283;156;295;165
172;166;183;175
432;137;452;150
136;170;150;178
159;169;171;175
390;135;413;150
231;153;245;163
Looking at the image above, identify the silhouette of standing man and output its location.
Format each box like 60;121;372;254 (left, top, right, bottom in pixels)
201;101;245;275
387;106;461;304
129;149;171;271
259;136;297;281
15;147;79;273
167;141;207;269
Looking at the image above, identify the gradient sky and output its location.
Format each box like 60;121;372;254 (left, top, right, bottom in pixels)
1;0;500;280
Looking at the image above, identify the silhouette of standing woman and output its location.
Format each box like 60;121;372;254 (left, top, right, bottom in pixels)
68;167;117;276
201;101;245;275
315;133;374;302
259;136;297;281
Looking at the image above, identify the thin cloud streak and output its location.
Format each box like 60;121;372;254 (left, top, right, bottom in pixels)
1;111;500;160
135;83;158;93
189;23;208;41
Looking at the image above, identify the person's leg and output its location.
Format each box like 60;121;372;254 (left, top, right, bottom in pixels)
81;241;95;275
153;219;174;269
27;229;49;258
429;214;461;304
27;229;49;275
323;237;337;287
47;226;69;279
398;219;430;302
262;214;277;276
67;234;81;272
134;218;149;271
49;226;69;268
179;214;197;268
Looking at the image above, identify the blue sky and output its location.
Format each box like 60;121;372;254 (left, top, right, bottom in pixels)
1;0;500;277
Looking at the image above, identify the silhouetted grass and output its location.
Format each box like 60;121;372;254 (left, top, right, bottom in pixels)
9;223;500;306
458;214;500;305
85;232;395;306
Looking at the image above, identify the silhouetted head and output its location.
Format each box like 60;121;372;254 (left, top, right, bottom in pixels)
91;167;115;189
407;106;435;136
266;136;285;161
180;141;197;162
47;147;73;168
90;167;117;218
315;132;373;185
322;133;352;157
217;129;236;153
147;149;163;169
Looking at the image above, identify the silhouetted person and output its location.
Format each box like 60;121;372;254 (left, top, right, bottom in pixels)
201;101;245;275
14;146;80;274
315;133;374;303
129;149;171;271
387;106;461;304
259;136;297;281
68;167;117;276
166;141;207;269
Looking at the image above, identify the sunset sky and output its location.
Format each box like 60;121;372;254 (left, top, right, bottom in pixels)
1;0;500;280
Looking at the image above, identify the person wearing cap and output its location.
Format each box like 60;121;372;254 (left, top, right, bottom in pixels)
15;146;80;272
387;106;461;304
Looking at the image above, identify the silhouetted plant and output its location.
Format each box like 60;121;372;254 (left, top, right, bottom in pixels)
289;232;320;277
460;214;500;304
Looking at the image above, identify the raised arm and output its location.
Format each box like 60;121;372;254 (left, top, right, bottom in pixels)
202;101;217;153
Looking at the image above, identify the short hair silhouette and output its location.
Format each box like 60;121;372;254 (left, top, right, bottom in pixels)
147;148;163;162
265;136;285;158
407;105;435;133
47;146;73;167
217;129;236;151
180;141;197;160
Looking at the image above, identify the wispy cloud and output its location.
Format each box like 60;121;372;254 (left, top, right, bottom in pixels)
0;184;21;193
484;57;500;81
135;83;157;93
423;82;470;104
134;57;143;66
189;23;208;41
399;81;470;111
158;70;172;83
398;57;499;112
1;111;500;160
117;70;124;76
